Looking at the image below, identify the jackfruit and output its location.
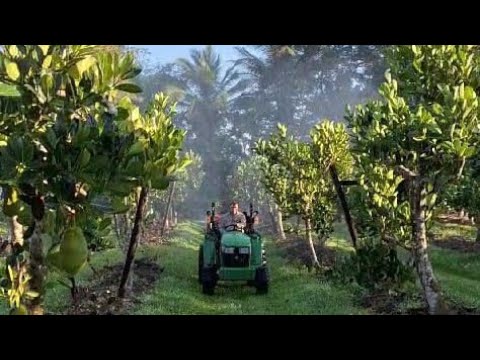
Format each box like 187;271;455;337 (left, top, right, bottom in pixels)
59;227;88;276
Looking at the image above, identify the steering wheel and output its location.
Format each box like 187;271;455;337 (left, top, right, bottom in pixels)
224;224;243;232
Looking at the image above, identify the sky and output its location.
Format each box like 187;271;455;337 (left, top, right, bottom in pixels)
130;45;242;68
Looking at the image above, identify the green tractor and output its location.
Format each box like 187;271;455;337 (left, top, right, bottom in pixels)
198;203;269;295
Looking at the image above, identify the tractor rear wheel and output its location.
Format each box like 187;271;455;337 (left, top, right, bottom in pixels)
201;267;216;295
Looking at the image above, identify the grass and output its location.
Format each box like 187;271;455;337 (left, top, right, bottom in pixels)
133;221;367;315
430;248;480;308
426;221;480;308
430;221;477;242
327;222;356;254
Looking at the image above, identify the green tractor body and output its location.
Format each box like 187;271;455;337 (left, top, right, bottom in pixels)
198;203;269;295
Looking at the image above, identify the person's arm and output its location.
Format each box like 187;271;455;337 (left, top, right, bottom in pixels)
238;213;247;227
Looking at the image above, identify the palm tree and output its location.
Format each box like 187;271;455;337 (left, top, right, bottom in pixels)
235;45;386;135
174;46;249;203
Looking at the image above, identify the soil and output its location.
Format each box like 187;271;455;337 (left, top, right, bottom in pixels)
277;235;337;271
436;213;475;226
141;220;174;245
63;258;164;315
359;290;480;315
431;236;480;253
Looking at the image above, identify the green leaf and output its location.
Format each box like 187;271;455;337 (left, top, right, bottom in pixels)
426;194;437;208
131;107;140;121
464;86;476;100
76;56;96;76
123;67;142;80
7;45;20;58
151;175;170;190
385;70;392;83
69;56;96;80
111;197;130;214
165;164;176;175
0;82;20;97
464;147;476;158
127;141;144;157
125;158;144;177
40;73;54;96
426;183;434;193
98;218;112;231
109;180;134;197
116;83;142;93
39;45;50;56
42;55;53;69
25;290;40;298
5;60;20;81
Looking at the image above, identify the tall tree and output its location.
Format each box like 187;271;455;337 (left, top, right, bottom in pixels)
173;46;248;204
347;45;480;314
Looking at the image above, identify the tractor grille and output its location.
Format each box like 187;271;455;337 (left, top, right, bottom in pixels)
222;248;250;268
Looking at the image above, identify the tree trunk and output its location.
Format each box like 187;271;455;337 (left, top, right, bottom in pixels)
305;218;320;268
268;204;278;236
118;187;149;298
120;212;132;253
161;182;175;237
295;215;301;234
275;204;286;241
115;213;130;252
6;222;12;246
169;203;174;228
411;180;445;315
329;165;358;249
171;199;176;227
113;215;122;244
10;216;23;246
27;196;46;315
475;216;480;242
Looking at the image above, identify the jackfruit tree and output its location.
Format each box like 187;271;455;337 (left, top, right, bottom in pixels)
114;93;191;298
0;45;146;314
346;45;480;314
255;121;351;268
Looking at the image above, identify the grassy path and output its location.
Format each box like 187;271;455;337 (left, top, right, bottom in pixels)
132;221;367;315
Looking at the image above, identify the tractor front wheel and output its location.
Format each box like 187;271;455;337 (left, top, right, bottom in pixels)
254;266;269;295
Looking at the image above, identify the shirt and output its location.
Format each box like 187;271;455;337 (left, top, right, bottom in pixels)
218;212;247;229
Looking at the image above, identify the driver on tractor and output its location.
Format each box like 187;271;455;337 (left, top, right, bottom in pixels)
217;201;246;231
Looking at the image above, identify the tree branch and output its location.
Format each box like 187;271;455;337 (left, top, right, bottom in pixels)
397;165;417;179
456;156;466;180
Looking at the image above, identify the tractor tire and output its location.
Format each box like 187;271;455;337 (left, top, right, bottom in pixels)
198;245;204;284
201;267;216;295
254;266;269;295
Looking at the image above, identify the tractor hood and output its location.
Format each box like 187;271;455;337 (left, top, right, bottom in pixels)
221;232;251;247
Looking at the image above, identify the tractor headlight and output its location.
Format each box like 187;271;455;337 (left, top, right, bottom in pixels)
222;247;235;254
239;247;250;254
